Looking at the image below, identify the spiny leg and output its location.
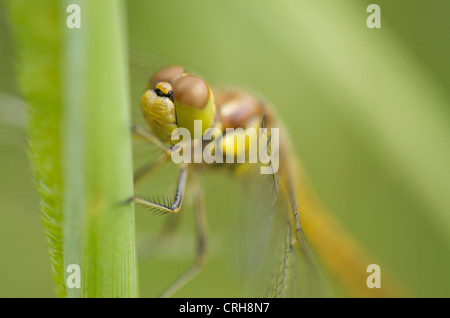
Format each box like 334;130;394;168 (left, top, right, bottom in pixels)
132;137;181;257
159;181;208;298
132;164;188;214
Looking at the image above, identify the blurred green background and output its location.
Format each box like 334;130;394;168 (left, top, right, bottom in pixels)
1;0;450;297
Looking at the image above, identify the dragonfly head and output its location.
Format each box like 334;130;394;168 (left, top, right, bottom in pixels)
141;65;216;143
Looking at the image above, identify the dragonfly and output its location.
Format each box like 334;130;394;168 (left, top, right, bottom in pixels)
129;54;401;298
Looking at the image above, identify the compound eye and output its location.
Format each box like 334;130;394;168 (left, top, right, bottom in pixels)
150;65;185;87
173;75;210;109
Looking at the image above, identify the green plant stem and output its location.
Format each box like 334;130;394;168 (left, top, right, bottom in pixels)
10;0;138;297
62;0;138;297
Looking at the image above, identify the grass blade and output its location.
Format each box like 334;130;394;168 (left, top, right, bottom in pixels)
9;0;138;297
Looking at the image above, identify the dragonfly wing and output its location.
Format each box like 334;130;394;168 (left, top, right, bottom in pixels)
228;167;329;297
234;111;337;297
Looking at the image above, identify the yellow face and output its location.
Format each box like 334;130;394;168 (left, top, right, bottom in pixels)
141;65;216;143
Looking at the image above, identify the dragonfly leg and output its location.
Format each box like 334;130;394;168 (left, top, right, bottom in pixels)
133;154;169;185
137;215;181;260
132;124;171;156
132;164;188;214
159;182;208;298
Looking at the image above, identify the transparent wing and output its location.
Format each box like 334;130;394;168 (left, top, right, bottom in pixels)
276;172;335;297
222;163;326;297
228;116;335;298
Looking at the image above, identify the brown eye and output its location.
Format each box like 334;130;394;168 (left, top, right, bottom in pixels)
150;65;185;87
173;75;209;109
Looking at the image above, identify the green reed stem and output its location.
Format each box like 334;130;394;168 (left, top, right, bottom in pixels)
9;0;138;297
